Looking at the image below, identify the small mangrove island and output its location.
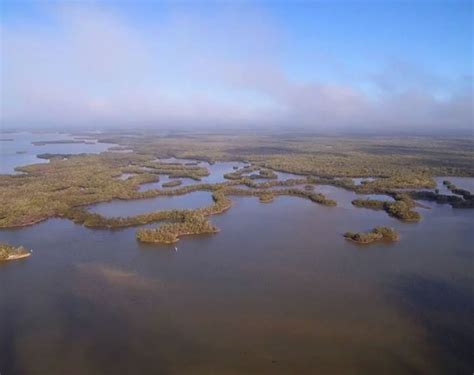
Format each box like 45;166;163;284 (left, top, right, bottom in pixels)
0;243;31;261
162;179;183;188
352;194;421;222
136;212;218;244
1;131;473;246
344;227;400;244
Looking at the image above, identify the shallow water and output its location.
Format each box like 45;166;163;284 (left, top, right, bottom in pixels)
1;152;473;374
138;176;197;191
0;132;115;174
88;191;213;217
138;160;248;191
315;184;394;209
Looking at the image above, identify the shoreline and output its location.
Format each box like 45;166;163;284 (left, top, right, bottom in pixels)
5;253;32;261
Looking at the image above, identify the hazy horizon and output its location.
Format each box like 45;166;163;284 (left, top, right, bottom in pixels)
1;0;473;133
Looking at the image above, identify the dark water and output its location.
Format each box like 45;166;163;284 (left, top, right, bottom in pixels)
138;175;199;192
138;160;247;192
1;184;473;374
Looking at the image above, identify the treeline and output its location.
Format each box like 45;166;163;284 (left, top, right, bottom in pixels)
249;169;278;179
344;226;399;244
65;191;232;229
223;187;337;206
240;177;307;190
140;161;210;181
162;180;182;188
224;165;259;180
352;194;421;222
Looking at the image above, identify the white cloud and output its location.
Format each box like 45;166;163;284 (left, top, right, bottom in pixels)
1;4;472;132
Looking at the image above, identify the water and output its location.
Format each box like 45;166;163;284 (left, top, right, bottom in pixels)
315;184;394;209
138;175;200;192
434;176;474;195
0;132;116;174
394;176;474;196
0;149;473;373
138;160;308;193
88;191;213;217
138;160;249;191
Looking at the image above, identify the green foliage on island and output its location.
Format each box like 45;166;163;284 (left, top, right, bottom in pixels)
251;169;278;179
141;161;209;180
1;131;473;246
344;226;399;244
385;199;421;222
0;243;30;261
162;179;182;188
90;131;474;177
240;177;308;190
136;212;218;244
259;193;275;203
352;194;421;222
224;165;259;180
352;199;386;210
223;186;336;206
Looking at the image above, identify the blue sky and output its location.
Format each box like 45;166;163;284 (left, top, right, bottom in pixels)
1;0;472;131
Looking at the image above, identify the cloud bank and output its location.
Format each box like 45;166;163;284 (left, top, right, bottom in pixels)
1;4;472;132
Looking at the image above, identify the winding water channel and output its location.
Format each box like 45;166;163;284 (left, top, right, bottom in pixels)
0;136;473;374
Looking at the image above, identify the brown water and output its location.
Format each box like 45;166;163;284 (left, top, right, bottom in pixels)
88;191;213;217
1;183;473;374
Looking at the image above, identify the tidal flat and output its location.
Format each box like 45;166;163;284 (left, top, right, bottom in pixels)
0;131;473;374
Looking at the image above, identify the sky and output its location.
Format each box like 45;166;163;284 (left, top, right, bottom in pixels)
0;0;472;132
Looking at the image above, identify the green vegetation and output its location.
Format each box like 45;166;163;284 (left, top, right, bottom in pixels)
351;199;385;210
140;161;209;180
344;227;399;244
98;132;473;177
239;177;307;190
1;131;473;245
259;193;275;203
352;194;421;222
137;212;218;244
224;165;259;180
0;243;31;261
250;169;278;179
162;179;182;188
